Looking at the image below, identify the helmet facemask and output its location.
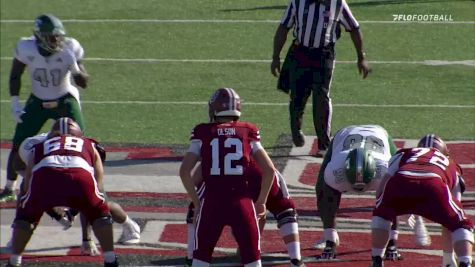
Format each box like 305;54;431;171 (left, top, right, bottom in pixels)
345;148;376;192
33;14;66;53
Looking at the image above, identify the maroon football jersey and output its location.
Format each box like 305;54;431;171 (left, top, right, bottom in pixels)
190;121;260;195
33;135;95;167
395;147;461;189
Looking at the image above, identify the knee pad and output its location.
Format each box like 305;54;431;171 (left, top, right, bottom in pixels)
12;219;36;233
276;208;298;228
371;216;392;231
92;215;113;228
452;228;474;244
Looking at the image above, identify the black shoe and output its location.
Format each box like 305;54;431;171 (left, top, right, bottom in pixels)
184;258;193;267
292;130;305;147
104;259;119;267
5;262;20;267
371;256;383;267
319;240;336;259
458;262;470;267
290;258;304;266
384;239;402;261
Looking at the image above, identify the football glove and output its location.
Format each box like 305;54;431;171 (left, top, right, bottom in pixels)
11;96;24;123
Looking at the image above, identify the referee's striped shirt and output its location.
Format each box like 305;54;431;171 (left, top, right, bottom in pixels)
280;0;359;48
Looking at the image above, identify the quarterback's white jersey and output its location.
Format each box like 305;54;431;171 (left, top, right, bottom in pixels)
324;125;393;193
19;133;48;163
14;37;84;101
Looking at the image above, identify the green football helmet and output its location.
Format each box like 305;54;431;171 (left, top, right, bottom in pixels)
33;14;66;53
345;147;376;192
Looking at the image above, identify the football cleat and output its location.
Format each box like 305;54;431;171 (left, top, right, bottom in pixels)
292;130;305;147
290;258;305;267
313;236;340;250
0;189;16;203
184;258;193;267
371;256;384;267
384;239;402;261
104;257;119;267
81;240;100;256
319;240;337;259
118;219;141;245
414;216;431;247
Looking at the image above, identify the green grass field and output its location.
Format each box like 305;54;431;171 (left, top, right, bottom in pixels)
1;0;474;147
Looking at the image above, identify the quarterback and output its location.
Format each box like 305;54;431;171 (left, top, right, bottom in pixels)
180;88;275;267
1;14;89;203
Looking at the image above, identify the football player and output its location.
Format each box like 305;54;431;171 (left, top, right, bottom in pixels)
184;163;304;267
370;134;473;267
315;125;404;260
8;118;141;256
5;118;118;267
180;88;275;267
1;14;89;203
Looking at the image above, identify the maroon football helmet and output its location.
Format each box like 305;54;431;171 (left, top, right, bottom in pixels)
208;87;241;122
417;134;449;156
49;117;83;137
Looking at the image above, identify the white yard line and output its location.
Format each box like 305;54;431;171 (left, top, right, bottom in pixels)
1;19;474;24
2;57;474;66
0;100;473;108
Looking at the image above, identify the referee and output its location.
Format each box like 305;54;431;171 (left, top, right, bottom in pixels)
271;0;370;157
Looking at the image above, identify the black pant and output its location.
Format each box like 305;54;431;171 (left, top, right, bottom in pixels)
288;44;335;150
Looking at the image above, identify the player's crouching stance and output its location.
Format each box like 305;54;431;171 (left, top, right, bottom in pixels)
184;163;304;267
180;88;275;267
315;125;403;261
5;118;119;267
7;120;141;257
370;134;473;267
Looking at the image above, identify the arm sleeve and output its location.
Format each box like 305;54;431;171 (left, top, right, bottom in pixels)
338;0;360;32
280;0;296;29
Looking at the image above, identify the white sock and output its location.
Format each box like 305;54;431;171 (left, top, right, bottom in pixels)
389;230;398;241
371;248;385;257
286;241;301;260
103;251;116;263
5;180;17;191
323;228;338;243
121;216;131;227
187;223;195;259
9;254;22;266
